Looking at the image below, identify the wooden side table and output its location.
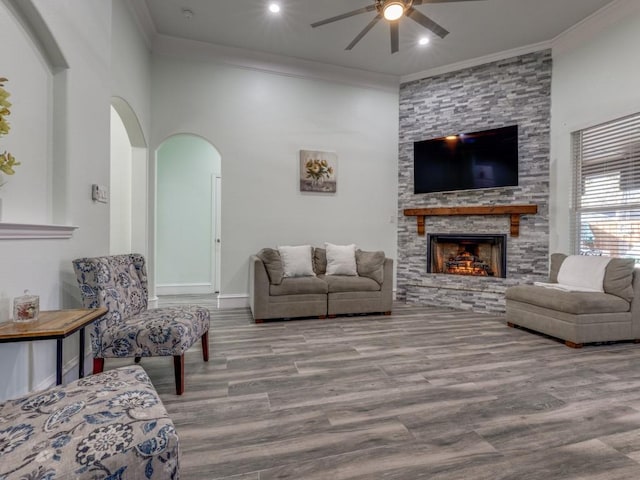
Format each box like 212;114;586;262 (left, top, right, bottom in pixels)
0;308;107;385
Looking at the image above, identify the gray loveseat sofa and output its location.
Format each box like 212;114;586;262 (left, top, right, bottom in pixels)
506;253;640;347
249;247;393;322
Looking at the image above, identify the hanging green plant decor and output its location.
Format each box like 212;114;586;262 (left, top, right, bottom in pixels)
0;77;20;186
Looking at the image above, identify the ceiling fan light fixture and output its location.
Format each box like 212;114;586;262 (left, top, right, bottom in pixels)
382;1;405;21
311;0;461;53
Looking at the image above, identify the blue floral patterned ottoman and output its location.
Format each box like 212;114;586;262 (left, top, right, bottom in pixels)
0;366;179;479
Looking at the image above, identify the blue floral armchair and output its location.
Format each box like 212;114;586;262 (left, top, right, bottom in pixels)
0;366;179;479
72;254;210;395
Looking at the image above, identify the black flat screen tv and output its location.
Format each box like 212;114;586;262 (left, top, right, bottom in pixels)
413;125;519;194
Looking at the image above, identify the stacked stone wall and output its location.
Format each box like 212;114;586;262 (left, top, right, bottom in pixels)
397;50;552;313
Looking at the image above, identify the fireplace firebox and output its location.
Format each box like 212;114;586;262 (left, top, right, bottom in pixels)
427;234;507;278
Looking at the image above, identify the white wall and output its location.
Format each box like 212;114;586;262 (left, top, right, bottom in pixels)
110;106;132;254
111;0;151;139
150;52;399;300
156;135;220;292
550;0;640;254
110;0;151;296
0;1;51;224
110;0;152;275
0;0;152;401
0;0;112;401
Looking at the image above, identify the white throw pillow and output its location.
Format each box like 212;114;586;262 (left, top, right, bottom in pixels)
277;245;315;277
557;254;611;292
325;243;358;276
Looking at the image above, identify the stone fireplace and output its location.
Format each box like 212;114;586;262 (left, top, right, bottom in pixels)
396;50;552;313
427;233;507;278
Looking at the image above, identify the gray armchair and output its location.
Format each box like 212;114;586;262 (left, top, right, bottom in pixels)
72;254;210;394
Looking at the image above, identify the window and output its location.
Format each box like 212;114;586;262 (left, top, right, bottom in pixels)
572;112;640;258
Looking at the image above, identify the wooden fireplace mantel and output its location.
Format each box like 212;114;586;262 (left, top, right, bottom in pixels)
403;205;538;237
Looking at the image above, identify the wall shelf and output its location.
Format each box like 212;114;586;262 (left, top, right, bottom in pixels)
403;205;538;237
0;222;78;240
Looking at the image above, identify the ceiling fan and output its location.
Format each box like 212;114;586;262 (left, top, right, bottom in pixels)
311;0;484;54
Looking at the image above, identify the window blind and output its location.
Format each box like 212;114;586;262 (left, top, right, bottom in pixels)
572;112;640;258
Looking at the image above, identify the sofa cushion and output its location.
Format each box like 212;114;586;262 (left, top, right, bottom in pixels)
549;253;567;283
319;274;381;293
548;253;635;301
506;285;630;315
278;245;315;277
313;247;327;275
603;258;636;302
270;276;328;296
557;255;611;292
325;243;358;276
258;248;284;285
356;250;385;285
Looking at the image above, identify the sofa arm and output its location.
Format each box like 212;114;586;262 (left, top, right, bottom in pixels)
380;258;394;313
249;255;271;321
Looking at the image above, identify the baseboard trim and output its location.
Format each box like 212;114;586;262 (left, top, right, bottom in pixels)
148;295;159;308
156;283;214;295
218;294;249;309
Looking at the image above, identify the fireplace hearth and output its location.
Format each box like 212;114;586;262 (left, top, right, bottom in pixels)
427;234;507;278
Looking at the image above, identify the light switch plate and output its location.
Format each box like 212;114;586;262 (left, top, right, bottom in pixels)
91;184;108;203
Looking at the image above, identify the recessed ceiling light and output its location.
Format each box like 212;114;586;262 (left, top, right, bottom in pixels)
419;37;430;46
268;3;281;14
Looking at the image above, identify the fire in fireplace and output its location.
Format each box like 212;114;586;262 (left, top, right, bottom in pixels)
427;234;507;278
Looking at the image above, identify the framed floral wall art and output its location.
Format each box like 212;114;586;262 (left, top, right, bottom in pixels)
300;150;337;193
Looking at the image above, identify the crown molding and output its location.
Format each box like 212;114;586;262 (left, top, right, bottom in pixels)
126;0;634;92
126;0;156;50
398;0;636;84
400;40;552;84
551;0;640;55
152;35;400;93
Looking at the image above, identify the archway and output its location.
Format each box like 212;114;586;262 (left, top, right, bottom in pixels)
110;97;147;257
155;134;221;295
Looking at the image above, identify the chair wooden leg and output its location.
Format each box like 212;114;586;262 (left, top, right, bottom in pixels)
134;357;141;364
202;331;209;362
173;355;185;395
93;358;104;374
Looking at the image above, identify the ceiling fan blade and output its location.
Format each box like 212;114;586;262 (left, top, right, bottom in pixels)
311;5;377;28
405;6;449;38
390;22;399;54
346;14;382;50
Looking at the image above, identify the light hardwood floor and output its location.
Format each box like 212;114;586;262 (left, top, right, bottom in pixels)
105;298;640;479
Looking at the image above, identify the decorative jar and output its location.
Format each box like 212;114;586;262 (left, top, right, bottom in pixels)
13;290;39;322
